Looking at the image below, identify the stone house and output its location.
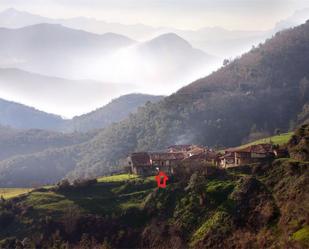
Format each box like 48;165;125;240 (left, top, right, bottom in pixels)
149;152;185;174
128;145;219;176
127;152;154;175
220;144;275;168
128;152;185;176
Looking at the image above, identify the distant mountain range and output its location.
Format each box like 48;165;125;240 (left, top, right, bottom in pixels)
0;97;63;130
0;21;216;92
0;23;134;79
1;8;308;58
0;125;94;162
0;68;137;117
66;94;164;132
1;21;309;187
0;93;163;132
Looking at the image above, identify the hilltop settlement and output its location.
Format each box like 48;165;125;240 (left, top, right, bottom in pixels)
127;143;288;176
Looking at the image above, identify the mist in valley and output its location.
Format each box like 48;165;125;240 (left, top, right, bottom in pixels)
0;5;308;117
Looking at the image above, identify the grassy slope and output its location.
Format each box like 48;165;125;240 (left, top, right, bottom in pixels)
97;174;139;182
0;188;32;199
0;125;308;248
0;132;292;198
0;132;292;199
235;132;293;149
0;174;157;246
22;174;156;216
0;160;308;248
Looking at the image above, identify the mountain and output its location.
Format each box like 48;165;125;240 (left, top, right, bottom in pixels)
116;33;217;88
0;68;136;118
61;21;309;180
0;8;155;39
0;8;50;28
0;22;216;90
178;27;269;58
66;94;164;132
275;8;309;31
0;124;96;187
1;8;308;60
0;89;164;131
0;8;271;57
0;97;63;130
0;93;164;186
2;8;306;60
0;8;266;58
0;125;94;161
1;21;309;187
0;24;135;79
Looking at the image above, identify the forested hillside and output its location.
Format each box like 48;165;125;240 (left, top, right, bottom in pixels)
0;94;163;186
68;21;309;179
0;98;63;130
65;94;164;132
0;125;94;161
0;125;308;248
1;21;309;186
0;93;163;132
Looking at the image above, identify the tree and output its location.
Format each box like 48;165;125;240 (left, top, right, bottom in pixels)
223;59;230;66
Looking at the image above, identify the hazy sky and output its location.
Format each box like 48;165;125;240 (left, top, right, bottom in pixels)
0;0;309;30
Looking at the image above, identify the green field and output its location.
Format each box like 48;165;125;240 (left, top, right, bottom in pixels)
236;132;293;149
97;173;138;182
20;174;156;216
0;188;33;199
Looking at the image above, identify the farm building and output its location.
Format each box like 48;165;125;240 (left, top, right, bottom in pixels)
127;144;219;176
128;152;185;176
220;144;276;168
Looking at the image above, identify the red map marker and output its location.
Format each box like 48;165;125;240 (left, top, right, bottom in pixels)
155;171;169;188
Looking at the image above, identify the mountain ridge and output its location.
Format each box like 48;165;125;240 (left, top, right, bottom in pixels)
0;21;309;186
64;20;309;180
0;97;64;130
0;89;163;131
0;67;138;118
0;21;214;88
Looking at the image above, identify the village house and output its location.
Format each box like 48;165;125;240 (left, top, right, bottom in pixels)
167;144;206;157
220;143;276;168
128;151;185;176
127;152;154;175
128;143;288;175
127;144;220;176
150;152;185;174
182;150;220;166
